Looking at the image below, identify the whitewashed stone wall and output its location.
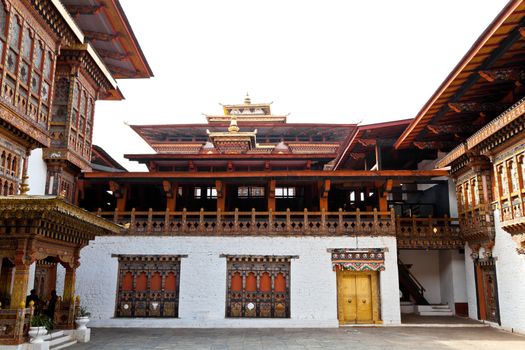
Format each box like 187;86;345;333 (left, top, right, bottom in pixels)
464;244;478;319
463;210;525;334
398;250;441;304
493;210;525;334
75;236;400;328
27;149;46;195
438;250;467;309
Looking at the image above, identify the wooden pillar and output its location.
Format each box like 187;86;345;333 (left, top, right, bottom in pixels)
319;179;330;211
216;180;225;211
62;266;76;303
163;181;178;211
379;179;393;212
375;142;382;170
110;181;127;211
268;180;276;211
10;264;30;308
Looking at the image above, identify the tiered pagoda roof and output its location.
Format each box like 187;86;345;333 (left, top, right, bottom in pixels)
127;96;357;171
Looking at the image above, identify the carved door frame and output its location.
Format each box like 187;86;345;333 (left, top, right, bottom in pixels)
474;258;500;324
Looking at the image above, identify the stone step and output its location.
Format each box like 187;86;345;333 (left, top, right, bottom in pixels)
50;334;74;347
418;310;455;316
51;340;78;350
43;330;64;340
416;304;454;316
417;304;451;312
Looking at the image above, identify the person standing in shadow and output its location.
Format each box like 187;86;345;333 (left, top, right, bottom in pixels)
46;290;58;320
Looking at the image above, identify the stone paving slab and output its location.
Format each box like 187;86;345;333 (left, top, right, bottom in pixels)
70;327;525;350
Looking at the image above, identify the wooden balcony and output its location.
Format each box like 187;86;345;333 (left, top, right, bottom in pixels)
95;208;462;249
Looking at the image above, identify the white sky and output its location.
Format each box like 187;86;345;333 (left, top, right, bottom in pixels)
92;0;510;171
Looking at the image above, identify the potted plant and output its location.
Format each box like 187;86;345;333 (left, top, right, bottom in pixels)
28;314;52;344
75;306;91;330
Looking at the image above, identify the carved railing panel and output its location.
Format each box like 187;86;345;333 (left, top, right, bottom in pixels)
0;307;32;345
223;255;293;318
96;208;461;248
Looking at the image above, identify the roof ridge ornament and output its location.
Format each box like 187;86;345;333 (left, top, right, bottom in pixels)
228;115;240;133
244;93;251;105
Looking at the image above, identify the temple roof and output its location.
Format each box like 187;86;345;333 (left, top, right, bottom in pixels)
395;0;525;151
335;119;413;170
91;145;127;172
62;0;153;79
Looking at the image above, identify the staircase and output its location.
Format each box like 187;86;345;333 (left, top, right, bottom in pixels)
416;304;454;316
398;260;429;305
43;330;77;350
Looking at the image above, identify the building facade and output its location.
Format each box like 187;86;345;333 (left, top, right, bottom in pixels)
0;0;525;343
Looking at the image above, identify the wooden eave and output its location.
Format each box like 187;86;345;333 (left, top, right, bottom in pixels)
437;96;525;168
334;118;413;170
125;153;338;162
83;169;448;180
59;43;119;99
0;195;122;239
130;123;357;148
62;0;153;79
395;0;525;150
0;101;50;148
92;145;128;171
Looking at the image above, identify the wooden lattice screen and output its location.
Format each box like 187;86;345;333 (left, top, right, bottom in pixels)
114;255;182;318
223;255;295;318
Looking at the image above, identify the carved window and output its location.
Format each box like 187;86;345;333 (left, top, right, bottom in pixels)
33;43;42;69
238;186;265;198
276;187;295;198
22;28;31;59
473;178;480;205
0;3;6;38
464;183;470;209
43;51;52;79
30;72;40;94
224;255;292;318
9;16;20;49
509;160;520;193
500;165;508;196
520;157;525;191
115;255;181;318
19;61;29;85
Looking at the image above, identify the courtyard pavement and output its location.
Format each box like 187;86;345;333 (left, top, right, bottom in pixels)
70;326;525;350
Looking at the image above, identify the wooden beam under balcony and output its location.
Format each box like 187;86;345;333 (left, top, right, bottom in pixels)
84;169;449;180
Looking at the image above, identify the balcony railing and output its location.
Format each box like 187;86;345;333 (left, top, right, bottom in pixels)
95;208;462;249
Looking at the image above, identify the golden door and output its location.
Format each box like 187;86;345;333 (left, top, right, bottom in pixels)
337;271;380;324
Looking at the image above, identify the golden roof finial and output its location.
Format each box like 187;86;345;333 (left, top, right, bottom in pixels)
228;115;240;133
244;93;251;104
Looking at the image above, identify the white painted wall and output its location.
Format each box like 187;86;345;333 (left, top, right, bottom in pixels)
492;210;525;334
438;251;454;309
464;244;478;320
26;263;36;295
438;250;467;309
451;250;467;303
398;250;441;304
75;236;400;328
27;148;47;196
